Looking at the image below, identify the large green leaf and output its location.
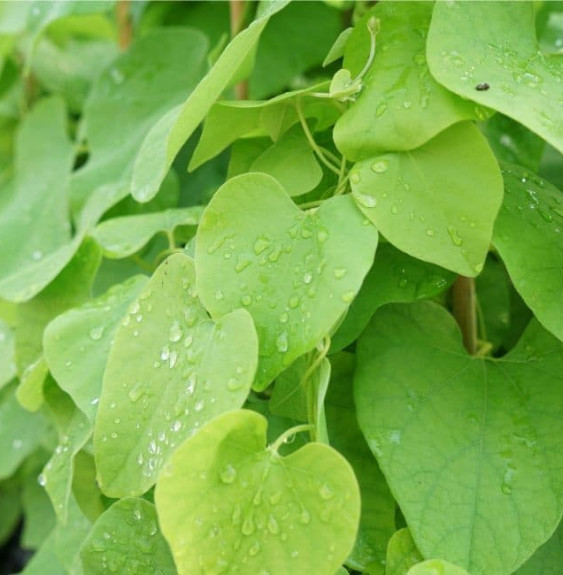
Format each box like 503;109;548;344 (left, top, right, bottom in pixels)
325;352;396;574
195;173;378;389
93;254;258;497
334;2;481;161
427;1;563;153
349;122;503;276
155;409;360;575
80;498;175;574
386;528;424;575
71;29;208;216
130;0;290;203
331;244;455;353
44;275;147;423
516;519;562;574
355;302;563;574
0;383;48;480
91;207;203;259
0;97;74;302
493;164;563;342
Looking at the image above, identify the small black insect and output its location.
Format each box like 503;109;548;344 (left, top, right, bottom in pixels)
475;83;490;91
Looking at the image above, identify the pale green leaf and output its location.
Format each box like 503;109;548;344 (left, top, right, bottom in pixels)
386;528;424;575
155;410;360;575
21;532;66;575
407;559;469;575
331;244;455;353
16;356;48;412
94;254;258;497
350;122;503;276
427;1;563;153
195;173;378;390
44;275;147;423
326;353;396;574
131;0;290;203
91;207;203;259
334;2;482;161
493;164;563;342
80;498;175;574
355;302;563;574
0;317;15;390
323;27;353;67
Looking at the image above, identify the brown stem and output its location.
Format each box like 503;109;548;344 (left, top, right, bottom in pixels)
116;0;132;51
229;0;248;100
452;276;477;355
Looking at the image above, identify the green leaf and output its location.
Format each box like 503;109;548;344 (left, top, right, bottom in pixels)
323;27;353;67
0;317;15;389
93;254;258;497
0;97;74;302
155;409;360;574
16;357;49;411
0;476;21;546
349;122;503;276
515;519;562;574
72;29;208;216
493;164;563;342
130;0;290;203
407;560;469;575
72;451;105;523
80;497;176;574
325;353;395;574
386;528;424;575
270;356;309;422
91;207;203;259
0;383;48;480
21;532;66;575
426;1;563;153
331;244;455;353
44;275;147;423
250;125;323;196
355;302;563;574
334;2;482;161
195;173;378;390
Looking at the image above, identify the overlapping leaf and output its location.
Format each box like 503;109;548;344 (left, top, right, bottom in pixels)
93;254;258;497
195;173;378;389
355;302;563;574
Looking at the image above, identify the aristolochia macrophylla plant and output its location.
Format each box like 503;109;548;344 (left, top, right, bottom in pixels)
0;1;561;574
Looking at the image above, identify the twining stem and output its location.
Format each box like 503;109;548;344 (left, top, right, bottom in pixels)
296;98;341;176
230;0;248;100
116;0;132;51
270;424;314;454
303;336;331;441
452;276;478;355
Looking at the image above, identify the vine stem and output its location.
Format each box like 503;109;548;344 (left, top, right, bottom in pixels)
116;0;132;51
269;424;314;454
230;0;248;100
452;276;477;355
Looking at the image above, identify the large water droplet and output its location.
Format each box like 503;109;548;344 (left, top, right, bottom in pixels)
341;291;355;303
447;225;463;246
276;332;289;353
168;322;183;342
355;192;377;208
89;326;104;341
318;483;334;500
220;464;237;484
371;159;389;173
333;268;347;279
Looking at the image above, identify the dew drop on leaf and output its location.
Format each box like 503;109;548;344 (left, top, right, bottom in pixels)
219;464;237;484
371;159;389;173
355;192;377;208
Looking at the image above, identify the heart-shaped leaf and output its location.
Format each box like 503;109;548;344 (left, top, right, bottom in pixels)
386;528;424;575
493;164;563;342
427;1;563;153
44;275;148;423
355;302;563;574
80;498;175;575
155;409;360;574
334;2;483;161
349;122;503;276
195;173;378;389
408;560;468;575
93;254;258;497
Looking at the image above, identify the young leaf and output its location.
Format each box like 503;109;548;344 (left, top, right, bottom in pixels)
386;528;424;575
131;0;290;203
427;1;563;153
155;410;360;575
334;2;483;161
80;498;176;574
331;244;455;353
493;164;563;342
323;27;353;67
355;302;563;574
91;207;203;259
195;173;378;389
93;254;258;497
349;122;503;276
44;275;147;422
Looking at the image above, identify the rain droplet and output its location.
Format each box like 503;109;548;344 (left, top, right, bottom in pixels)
341;291;355;303
242;515;255;536
168;322;183;342
350;172;361;184
227;377;244;391
447;225;463;246
371;159;389;173
32;250;43;261
194;399;205;412
426;229;435;237
267;515;279;534
37;473;47;486
318;483;334;500
276;332;289;353
235;256;252;273
254;236;271;255
215;290;224;301
355;192;377;208
220;464;237;484
248;542;260;556
333;268;347;279
300;509;311;524
241;294;252;306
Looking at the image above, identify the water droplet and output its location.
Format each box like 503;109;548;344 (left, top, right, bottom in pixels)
168;322;183;342
333;268;347;279
391;204;399;215
317;229;328;243
288;296;300;309
169;350;178;369
403;100;412;109
300;509;310;524
254;236;271;255
37;473;47;486
350;172;361;184
32;250;43;261
279;312;288;324
398;278;408;288
267;515;279;534
371;159;389;173
276;332;289;353
110;68;124;84
248;542;260;556
215;290;224;301
376;102;387;117
303;272;313;284
355;192;377;208
241;294;252;306
318;483;334;500
341;291;355;303
269;491;282;506
12;439;22;450
447;225;463;246
235;256;252;272
242;515;255;536
220;464;237;484
501;483;512;495
194;399;205;412
426;228;435;237
473;262;484;273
